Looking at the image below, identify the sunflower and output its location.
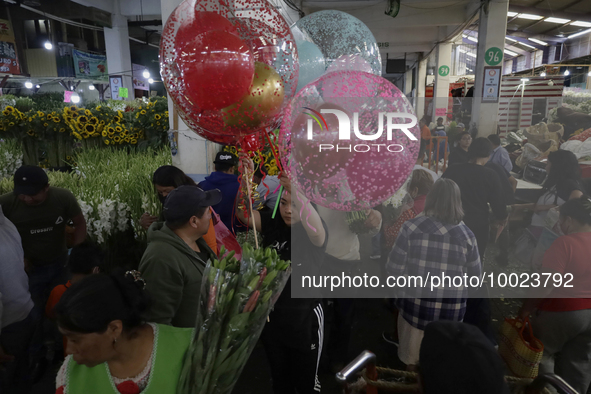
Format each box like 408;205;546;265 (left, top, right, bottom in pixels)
66;156;72;161
2;110;8;116
155;114;161;120
97;105;102;110
124;137;130;143
85;109;92;116
114;116;122;123
156;122;161;126
78;115;88;124
43;123;48;127
132;133;139;139
37;111;44;117
131;138;138;145
114;136;121;143
140;110;147;115
59;128;66;133
5;106;14;112
108;132;114;139
87;117;98;125
115;126;122;132
27;130;34;136
101;130;107;137
53;117;60;123
104;140;110;145
8;122;14;126
73;132;82;140
28;117;32;122
85;124;96;134
117;110;123;118
100;120;105;125
47;114;53;120
70;106;77;112
81;131;89;139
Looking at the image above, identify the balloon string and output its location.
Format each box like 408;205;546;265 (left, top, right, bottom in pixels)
296;190;317;233
264;129;283;173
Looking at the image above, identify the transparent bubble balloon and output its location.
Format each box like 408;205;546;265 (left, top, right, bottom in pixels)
160;0;299;142
295;10;382;76
279;71;419;212
295;40;325;93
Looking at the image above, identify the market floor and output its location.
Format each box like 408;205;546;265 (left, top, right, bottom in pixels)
32;232;526;394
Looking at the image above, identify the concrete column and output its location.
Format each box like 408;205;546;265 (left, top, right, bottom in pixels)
432;38;452;122
416;57;428;120
471;0;509;136
104;12;134;100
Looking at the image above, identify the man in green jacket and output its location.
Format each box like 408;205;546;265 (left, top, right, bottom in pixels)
139;185;221;328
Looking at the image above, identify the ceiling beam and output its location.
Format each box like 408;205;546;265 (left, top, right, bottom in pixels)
558;0;586;11
508;5;591;23
128;20;162;27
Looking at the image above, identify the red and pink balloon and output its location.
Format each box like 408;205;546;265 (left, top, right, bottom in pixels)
279;71;420;212
160;0;298;146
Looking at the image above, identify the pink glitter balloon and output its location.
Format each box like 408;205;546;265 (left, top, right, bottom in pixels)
160;0;298;141
279;71;420;212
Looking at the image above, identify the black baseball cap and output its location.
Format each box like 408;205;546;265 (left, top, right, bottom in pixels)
213;152;238;166
13;166;49;196
163;185;222;223
420;321;509;394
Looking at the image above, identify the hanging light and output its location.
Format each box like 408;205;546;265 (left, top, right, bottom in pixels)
588;71;591;77
143;69;150;79
148;78;154;84
24;81;33;89
44;41;53;50
89;85;95;91
540;71;546;77
35;84;40;88
71;94;80;103
564;69;570;76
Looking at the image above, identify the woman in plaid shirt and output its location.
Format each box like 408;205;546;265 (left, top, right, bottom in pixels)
386;179;482;369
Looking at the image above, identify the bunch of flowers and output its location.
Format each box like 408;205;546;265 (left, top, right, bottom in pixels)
0;139;23;180
134;97;169;148
178;244;290;394
381;176;414;224
0;106;25;139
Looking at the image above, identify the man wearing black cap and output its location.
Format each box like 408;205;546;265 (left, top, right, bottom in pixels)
198;151;245;233
0;166;86;312
139;185;221;328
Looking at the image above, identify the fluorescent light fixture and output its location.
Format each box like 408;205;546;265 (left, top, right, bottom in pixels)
89;85;95;91
568;28;591;39
462;34;467;38
467;36;478;42
570;21;591;27
540;71;546;77
35;84;40;88
517;14;543;20
564;70;570;76
467;68;473;72
518;41;536;49
505;37;517;42
466;52;477;58
528;38;548;46
507;12;518;17
24;81;33;89
504;49;518;57
143;69;150;79
544;17;570;24
148;78;154;84
458;48;467;53
521;78;529;82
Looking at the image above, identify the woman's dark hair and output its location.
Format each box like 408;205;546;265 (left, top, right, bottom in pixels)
560;196;591;226
487;134;501;146
54;269;150;334
543;150;581;191
68;241;104;275
152;165;196;188
467;137;492;159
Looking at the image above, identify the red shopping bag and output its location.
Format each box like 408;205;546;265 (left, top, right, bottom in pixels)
211;208;242;260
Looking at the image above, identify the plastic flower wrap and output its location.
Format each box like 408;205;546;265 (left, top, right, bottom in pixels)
381;175;414;224
178;244;290;394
